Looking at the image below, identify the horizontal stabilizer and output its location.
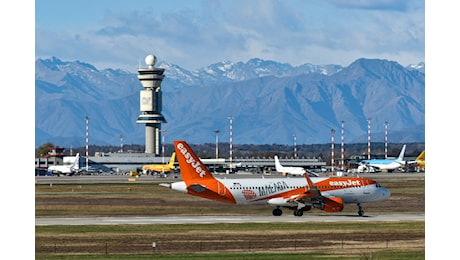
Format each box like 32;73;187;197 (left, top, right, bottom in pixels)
159;183;171;188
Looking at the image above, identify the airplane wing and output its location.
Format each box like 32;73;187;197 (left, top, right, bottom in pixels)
284;174;344;212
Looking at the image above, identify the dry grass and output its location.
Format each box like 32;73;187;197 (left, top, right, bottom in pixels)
35;176;424;217
35;175;425;258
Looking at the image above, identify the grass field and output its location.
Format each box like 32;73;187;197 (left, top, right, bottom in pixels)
36;222;424;259
35;175;425;259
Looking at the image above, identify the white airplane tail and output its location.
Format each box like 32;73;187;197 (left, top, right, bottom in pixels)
396;145;406;162
70;153;80;171
274;155;285;172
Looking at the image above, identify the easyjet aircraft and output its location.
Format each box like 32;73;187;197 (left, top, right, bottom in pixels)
161;141;390;217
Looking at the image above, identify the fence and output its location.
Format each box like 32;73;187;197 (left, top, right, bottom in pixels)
36;238;423;255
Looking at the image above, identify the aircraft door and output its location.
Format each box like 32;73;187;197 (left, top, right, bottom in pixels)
362;180;371;195
217;181;226;196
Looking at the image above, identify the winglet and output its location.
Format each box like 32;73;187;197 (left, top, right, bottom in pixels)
303;172;315;189
174;141;216;185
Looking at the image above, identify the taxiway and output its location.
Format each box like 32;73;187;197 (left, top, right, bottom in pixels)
36;213;424;226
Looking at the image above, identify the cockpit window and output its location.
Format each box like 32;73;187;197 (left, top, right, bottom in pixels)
376;183;382;188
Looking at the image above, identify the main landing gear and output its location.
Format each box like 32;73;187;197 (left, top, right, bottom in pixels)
272;206;310;217
357;203;365;217
272;207;283;216
293;209;303;216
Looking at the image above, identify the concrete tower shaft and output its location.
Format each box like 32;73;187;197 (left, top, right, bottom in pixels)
136;54;167;155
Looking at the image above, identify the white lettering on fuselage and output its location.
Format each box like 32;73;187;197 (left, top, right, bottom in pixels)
177;143;206;178
258;181;289;197
329;180;361;187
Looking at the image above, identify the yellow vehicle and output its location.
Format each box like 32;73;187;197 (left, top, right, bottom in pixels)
142;152;176;174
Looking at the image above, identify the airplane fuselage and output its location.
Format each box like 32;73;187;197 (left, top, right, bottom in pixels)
361;160;404;170
47;165;74;174
170;177;390;206
166;140;390;217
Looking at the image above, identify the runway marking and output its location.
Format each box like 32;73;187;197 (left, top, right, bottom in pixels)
36;214;424;226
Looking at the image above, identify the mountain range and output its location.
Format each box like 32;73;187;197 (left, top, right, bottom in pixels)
35;57;425;148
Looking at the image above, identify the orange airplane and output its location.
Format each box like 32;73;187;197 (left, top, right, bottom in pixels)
160;141;390;217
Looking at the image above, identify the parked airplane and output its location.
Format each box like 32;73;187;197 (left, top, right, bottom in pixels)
359;144;407;172
274;155;306;176
408;150;425;171
47;153;80;176
142;152;176;174
160;141;390;217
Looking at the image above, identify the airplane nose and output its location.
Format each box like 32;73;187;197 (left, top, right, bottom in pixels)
382;188;391;199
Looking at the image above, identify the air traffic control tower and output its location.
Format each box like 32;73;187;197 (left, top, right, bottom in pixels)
136;54;167;155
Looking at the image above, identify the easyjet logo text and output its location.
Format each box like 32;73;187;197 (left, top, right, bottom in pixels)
329;180;361;187
258;181;289;197
177;143;206;178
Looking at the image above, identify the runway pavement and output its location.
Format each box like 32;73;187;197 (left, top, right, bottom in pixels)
35;213;424;226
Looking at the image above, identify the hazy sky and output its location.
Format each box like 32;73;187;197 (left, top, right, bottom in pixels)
35;0;425;72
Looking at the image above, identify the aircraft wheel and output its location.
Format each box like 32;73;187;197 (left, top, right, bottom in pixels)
293;209;304;217
272;208;283;216
357;203;364;217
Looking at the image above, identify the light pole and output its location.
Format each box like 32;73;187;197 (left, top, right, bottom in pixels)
293;133;297;159
341;120;345;170
331;129;335;176
367;118;372;160
120;134;124;153
160;129;167;174
228;116;233;173
85;116;89;172
384;121;389;159
214;130;220;159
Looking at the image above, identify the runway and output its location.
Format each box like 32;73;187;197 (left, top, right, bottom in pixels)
35;213;424;226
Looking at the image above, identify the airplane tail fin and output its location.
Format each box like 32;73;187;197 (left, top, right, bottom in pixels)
274;155;284;172
174;141;216;184
71;153;80;170
415;151;425;161
397;145;406;161
168;152;176;167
